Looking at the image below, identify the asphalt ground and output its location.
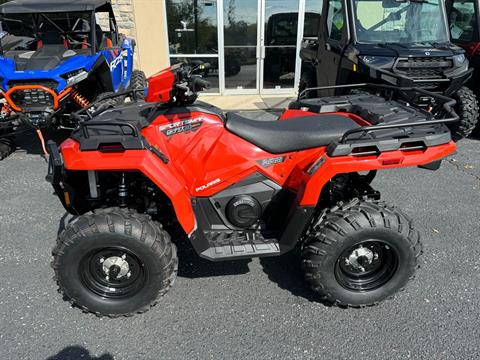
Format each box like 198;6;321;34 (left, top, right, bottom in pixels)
1;121;479;360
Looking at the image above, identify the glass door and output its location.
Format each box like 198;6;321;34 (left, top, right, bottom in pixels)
260;0;304;94
222;0;261;93
166;0;221;94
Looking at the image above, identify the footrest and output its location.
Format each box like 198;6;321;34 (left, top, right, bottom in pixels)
200;230;280;260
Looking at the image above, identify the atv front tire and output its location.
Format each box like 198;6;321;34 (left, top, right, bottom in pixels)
52;208;178;317
450;86;479;140
128;70;147;100
301;199;421;307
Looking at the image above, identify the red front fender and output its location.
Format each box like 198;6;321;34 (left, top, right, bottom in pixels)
60;139;196;234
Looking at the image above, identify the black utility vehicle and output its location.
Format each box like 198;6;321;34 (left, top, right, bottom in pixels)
300;0;479;139
447;0;480;133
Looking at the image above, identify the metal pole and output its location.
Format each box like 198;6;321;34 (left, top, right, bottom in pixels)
194;0;198;53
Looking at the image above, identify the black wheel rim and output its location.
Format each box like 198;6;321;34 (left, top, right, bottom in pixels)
80;247;146;299
335;240;399;292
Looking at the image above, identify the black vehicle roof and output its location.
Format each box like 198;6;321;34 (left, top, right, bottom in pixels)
0;0;111;14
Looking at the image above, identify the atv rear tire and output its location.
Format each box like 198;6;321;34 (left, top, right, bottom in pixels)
0;133;15;160
450;86;479;140
301;199;421;307
128;70;147;100
52;208;178;317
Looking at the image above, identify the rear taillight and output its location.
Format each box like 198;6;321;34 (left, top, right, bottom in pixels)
98;143;125;153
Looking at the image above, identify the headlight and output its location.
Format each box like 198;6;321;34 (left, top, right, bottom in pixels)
61;69;88;87
453;54;466;64
359;56;394;67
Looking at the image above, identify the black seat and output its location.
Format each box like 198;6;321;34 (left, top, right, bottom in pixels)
225;112;360;154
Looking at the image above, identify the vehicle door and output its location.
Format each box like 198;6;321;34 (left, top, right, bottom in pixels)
316;0;348;94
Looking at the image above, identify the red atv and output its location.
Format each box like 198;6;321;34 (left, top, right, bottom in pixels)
47;64;458;317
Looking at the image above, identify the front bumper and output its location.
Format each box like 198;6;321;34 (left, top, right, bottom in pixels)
364;64;472;94
0;85;72;127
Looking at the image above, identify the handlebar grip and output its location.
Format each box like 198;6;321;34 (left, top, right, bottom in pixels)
193;77;211;91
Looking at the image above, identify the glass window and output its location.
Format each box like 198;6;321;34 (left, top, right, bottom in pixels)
224;0;258;46
353;0;449;44
224;0;258;90
450;0;477;42
304;0;323;38
326;0;344;41
166;0;218;54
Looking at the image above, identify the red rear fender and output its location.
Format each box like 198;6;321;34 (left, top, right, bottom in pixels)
299;142;457;206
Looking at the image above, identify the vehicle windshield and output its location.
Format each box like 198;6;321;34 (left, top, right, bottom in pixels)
353;0;449;44
0;12;93;52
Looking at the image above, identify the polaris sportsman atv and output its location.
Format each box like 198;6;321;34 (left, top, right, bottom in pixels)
0;0;146;160
300;0;478;140
47;64;458;317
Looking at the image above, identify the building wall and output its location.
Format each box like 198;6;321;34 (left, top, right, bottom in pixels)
110;0;170;76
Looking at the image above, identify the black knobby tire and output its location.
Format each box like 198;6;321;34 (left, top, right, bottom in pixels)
301;199;422;307
52;208;178;317
0;133;15;160
128;70;147;100
450;86;479;140
88;92;122;117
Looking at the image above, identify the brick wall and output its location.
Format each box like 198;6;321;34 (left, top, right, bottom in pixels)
111;0;137;38
95;0;136;38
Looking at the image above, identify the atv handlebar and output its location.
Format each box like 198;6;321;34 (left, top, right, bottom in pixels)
192;76;211;91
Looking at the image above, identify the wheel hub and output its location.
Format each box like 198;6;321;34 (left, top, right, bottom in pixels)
345;245;377;272
336;241;399;292
100;255;131;280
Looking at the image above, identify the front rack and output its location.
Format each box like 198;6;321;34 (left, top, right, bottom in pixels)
70;89;145;123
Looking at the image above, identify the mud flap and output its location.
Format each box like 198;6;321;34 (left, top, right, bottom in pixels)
418;160;442;171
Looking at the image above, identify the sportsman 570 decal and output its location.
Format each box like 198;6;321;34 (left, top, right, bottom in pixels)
159;117;205;137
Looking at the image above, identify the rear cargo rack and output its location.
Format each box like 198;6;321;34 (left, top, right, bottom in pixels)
299;83;458;157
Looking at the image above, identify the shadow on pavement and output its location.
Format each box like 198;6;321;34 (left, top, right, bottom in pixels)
259;251;322;303
47;346;114;360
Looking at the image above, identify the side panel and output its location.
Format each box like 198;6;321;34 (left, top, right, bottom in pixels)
101;37;134;93
142;111;325;198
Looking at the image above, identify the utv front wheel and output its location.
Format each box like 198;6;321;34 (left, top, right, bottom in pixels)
52;208;178;317
450;86;479;140
301;199;421;307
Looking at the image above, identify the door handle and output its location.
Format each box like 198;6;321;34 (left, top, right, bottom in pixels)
325;43;332;51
